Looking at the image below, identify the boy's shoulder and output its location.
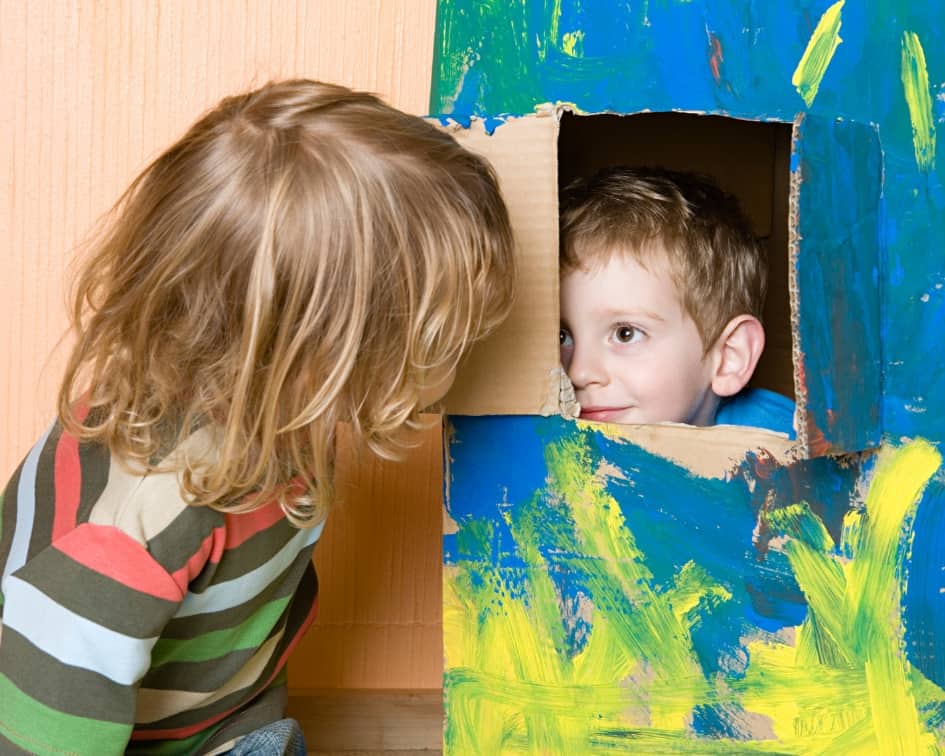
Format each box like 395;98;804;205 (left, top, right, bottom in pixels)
715;387;796;438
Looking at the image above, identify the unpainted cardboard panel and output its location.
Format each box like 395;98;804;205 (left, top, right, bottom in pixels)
288;420;444;690
443;115;561;416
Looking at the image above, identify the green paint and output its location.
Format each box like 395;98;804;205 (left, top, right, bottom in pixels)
901;31;937;171
792;0;845;107
431;2;554;115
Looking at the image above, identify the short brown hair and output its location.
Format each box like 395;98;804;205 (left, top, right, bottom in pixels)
59;79;515;525
559;166;766;350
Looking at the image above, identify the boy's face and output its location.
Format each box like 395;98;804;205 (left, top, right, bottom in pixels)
559;249;719;426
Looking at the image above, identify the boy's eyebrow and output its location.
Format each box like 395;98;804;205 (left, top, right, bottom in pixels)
598;306;667;323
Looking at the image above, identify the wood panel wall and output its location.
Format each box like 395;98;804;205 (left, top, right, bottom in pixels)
2;0;442;690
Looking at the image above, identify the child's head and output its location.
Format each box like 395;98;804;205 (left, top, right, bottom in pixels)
60;79;515;523
559;166;766;426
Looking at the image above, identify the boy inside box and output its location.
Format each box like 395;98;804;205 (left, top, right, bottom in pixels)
558;166;795;436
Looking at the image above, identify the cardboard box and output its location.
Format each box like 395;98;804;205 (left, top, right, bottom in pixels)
433;3;939;748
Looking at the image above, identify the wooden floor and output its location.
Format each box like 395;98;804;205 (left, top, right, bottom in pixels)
287;689;442;755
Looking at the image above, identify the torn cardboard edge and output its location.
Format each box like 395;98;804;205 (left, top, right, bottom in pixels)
788;114;809;453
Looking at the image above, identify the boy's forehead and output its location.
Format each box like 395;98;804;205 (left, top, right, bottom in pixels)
565;239;678;279
562;248;687;310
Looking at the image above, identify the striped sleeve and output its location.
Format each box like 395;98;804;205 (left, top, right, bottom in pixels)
0;423;323;755
0;523;186;755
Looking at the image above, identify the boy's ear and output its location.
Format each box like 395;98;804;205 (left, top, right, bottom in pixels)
709;315;765;398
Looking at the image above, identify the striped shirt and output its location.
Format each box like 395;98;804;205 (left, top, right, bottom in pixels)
0;420;322;755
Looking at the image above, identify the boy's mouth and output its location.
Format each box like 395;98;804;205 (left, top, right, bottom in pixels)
579;406;628;422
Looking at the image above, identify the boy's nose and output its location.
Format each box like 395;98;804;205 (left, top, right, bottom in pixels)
566;345;607;389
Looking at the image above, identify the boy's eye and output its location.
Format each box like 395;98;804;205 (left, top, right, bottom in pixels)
559;328;573;346
613;325;641;344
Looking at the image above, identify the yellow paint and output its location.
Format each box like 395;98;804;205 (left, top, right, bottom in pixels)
561;30;584;57
549;0;561;48
444;434;733;749
848;441;940;754
547;438;710;729
901;31;937;171
444;436;945;752
742;441;945;754
792;0;845;107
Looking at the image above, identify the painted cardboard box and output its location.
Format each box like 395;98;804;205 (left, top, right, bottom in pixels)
435;1;945;752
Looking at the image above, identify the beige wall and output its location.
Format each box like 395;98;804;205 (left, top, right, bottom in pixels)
2;0;442;690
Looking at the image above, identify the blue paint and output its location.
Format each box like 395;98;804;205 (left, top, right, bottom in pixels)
903;477;945;688
793;115;884;450
436;4;945;743
436;114;472;129
444;416;555;569
691;702;753;740
446;417;878;684
482;115;508;135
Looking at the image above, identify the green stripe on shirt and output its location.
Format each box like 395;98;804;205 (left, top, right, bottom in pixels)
151;595;291;667
0;672;130;755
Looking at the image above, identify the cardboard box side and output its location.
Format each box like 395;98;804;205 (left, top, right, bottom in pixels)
793;115;884;455
442;115;561;416
289;421;444;690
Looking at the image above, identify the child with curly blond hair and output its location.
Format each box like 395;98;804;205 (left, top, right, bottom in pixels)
0;79;515;755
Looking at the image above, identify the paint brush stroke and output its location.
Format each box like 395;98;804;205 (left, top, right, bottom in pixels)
445;418;945;752
901;31;937;171
743;440;945;753
791;0;845;107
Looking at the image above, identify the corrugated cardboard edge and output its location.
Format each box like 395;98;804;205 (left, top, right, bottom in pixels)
788;114;810;455
441;419;458;536
539;365;581;418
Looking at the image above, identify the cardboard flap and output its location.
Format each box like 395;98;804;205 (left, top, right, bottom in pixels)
441;114;561;416
792;115;884;455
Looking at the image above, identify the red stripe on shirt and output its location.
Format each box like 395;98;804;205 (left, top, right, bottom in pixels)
51;431;82;542
224;499;287;549
52;432;82;543
53;524;184;603
168;525;225;594
50;404;91;541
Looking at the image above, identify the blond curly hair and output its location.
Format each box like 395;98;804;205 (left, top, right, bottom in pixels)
59;79;515;526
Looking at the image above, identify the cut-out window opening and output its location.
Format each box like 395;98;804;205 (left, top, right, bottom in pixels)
557;111;796;431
